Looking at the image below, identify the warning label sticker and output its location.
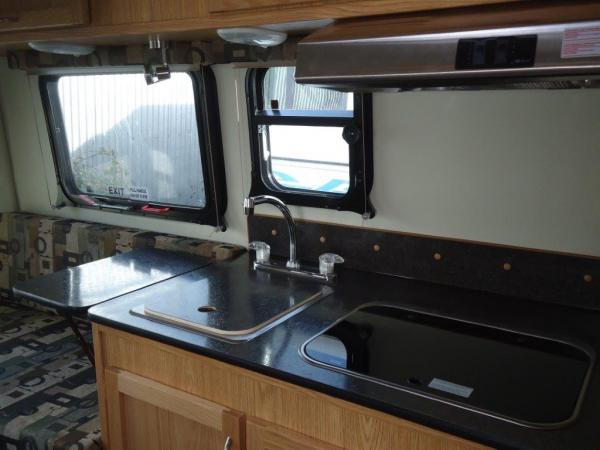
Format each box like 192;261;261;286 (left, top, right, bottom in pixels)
128;186;150;201
562;26;600;59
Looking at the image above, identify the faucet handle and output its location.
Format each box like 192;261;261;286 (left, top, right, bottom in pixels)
249;241;271;264
319;253;344;276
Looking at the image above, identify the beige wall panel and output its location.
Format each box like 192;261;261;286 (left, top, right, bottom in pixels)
0;98;17;212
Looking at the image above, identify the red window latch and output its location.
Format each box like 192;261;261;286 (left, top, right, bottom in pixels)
141;205;170;214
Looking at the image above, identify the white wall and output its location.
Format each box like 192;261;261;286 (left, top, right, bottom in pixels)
0;99;17;212
0;57;599;256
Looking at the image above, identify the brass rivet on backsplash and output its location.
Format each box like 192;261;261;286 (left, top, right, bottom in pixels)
320;236;326;244
584;274;593;283
373;244;381;252
433;252;442;261
503;263;512;271
271;229;278;236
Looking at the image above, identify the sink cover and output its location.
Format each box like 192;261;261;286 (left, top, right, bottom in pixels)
301;304;593;429
131;263;332;342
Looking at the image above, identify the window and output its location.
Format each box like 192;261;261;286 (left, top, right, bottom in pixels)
246;67;374;217
41;69;227;227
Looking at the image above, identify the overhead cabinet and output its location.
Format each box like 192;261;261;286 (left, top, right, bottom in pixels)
0;0;532;49
0;0;89;33
208;0;317;13
207;0;518;14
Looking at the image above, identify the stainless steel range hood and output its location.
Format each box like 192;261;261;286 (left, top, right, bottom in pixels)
296;8;600;91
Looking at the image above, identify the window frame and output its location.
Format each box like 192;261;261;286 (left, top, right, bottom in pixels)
40;67;228;228
246;68;375;218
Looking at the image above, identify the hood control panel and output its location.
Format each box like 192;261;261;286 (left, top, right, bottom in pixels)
456;35;538;70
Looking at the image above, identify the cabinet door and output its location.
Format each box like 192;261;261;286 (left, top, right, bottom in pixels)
0;0;89;33
104;369;245;450
247;418;342;450
0;0;19;26
208;0;319;13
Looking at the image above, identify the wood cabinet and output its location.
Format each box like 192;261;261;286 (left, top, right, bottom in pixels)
0;1;19;26
88;0;206;27
102;369;245;450
206;0;520;15
0;0;89;33
247;418;343;450
0;0;529;51
208;0;324;14
93;324;493;450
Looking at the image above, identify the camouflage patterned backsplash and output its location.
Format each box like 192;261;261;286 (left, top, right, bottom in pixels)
0;212;244;303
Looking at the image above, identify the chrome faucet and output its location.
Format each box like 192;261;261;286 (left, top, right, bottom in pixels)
243;195;300;269
243;195;344;284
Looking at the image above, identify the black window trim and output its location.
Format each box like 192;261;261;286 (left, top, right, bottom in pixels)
40;67;228;229
246;68;375;218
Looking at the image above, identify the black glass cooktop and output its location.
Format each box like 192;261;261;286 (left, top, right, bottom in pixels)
302;304;593;428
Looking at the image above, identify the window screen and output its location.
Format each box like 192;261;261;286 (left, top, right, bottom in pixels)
263;67;353;112
246;67;374;217
41;69;227;226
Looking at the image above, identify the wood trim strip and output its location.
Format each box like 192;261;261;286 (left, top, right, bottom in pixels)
92;325;112;449
223;410;247;450
303;0;600;41
104;369;126;450
251;213;600;260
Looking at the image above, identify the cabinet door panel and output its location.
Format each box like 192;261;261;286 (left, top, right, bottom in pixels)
104;369;245;450
123;397;225;450
0;0;89;32
89;0;205;26
208;0;318;13
0;1;19;24
247;418;343;450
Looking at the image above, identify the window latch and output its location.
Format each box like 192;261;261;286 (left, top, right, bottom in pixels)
86;196;135;212
141;204;171;214
342;125;361;145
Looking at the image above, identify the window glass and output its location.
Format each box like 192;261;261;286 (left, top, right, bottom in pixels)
56;73;206;208
258;67;353;195
263;67;353;112
263;125;350;194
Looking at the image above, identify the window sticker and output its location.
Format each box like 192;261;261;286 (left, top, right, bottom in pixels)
128;186;150;202
562;26;600;59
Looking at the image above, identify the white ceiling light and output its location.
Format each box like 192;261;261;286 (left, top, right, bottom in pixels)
217;27;287;48
28;41;96;56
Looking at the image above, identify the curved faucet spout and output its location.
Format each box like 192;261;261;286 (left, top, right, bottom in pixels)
243;195;299;269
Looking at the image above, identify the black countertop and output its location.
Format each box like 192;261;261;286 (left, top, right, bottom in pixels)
14;248;210;313
88;254;600;450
